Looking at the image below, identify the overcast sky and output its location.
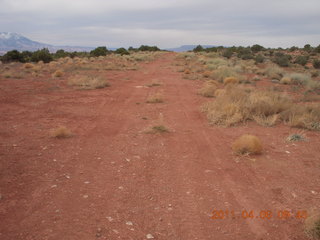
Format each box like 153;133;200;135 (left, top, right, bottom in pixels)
0;0;319;48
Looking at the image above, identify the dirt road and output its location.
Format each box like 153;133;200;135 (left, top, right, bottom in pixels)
0;53;319;239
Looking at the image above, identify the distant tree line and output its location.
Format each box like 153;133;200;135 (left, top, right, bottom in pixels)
192;44;320;68
0;45;162;63
192;44;320;55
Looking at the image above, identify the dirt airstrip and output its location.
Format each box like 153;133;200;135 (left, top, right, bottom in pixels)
0;53;319;240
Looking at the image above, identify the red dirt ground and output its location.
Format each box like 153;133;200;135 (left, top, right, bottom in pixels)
0;53;320;240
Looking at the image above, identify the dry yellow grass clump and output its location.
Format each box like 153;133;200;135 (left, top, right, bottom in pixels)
252;114;279;127
146;79;162;87
52;70;64;78
223;76;239;85
264;65;285;80
280;77;291;84
49;61;58;68
198;80;218;98
202;71;211;78
23;63;34;69
213;66;238;82
202;84;320;130
214;89;226;97
281;104;320;130
184;69;191;74
50;126;72;138
32;65;42;73
68;75;109;89
145;125;169;134
304;213;320;239
203;86;292;126
146;93;164;103
232;134;263;155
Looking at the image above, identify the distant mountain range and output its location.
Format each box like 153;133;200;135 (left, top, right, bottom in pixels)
0;32;217;55
165;45;217;52
0;32;95;55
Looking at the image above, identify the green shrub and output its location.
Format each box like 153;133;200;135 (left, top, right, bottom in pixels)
311;70;319;77
273;53;291;67
55;49;69;59
289;46;299;52
193;45;204;52
24;51;34;61
5;51;31;63
1;50;24;63
115;48;130;55
222;49;233;59
90;46;108;57
237;48;254;60
138;45;160;51
128;46;138;52
294;56;309;66
251;44;265;53
314;44;320;54
313;59;320;69
304;44;312;52
204;47;218;52
255;54;265;64
31;48;53;63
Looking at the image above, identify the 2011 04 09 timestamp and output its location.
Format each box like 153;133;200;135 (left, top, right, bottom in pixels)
211;209;307;220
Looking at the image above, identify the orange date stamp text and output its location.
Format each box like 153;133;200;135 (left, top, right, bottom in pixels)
211;209;308;220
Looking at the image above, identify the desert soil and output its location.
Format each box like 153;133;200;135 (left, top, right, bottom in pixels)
0;53;320;240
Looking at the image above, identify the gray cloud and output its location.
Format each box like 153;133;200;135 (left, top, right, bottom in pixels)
0;0;319;48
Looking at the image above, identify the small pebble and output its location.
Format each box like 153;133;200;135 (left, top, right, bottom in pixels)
106;216;113;222
146;233;154;239
83;195;89;199
126;221;133;226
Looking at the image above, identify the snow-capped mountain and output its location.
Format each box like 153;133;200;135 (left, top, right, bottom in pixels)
0;32;94;54
0;32;52;52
